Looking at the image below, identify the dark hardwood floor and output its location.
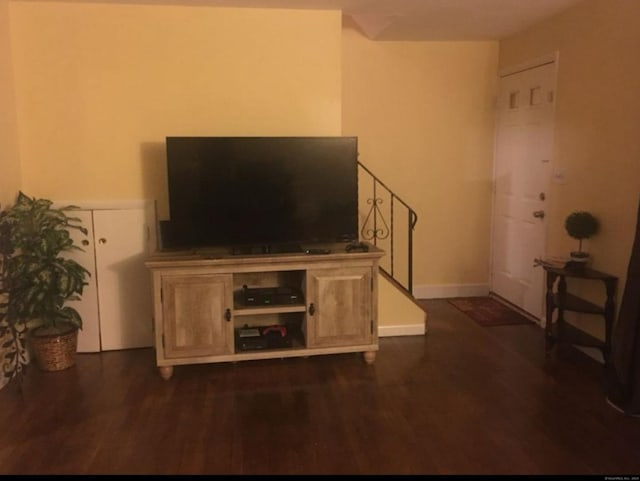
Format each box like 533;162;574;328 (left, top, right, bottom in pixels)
1;299;639;475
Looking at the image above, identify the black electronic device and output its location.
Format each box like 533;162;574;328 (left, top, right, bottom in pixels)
235;324;292;351
305;248;331;255
261;324;292;349
161;136;359;252
240;285;302;306
235;326;268;351
345;241;369;253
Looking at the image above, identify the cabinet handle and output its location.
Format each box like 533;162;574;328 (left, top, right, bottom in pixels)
81;239;90;246
225;308;231;322
308;303;315;316
98;238;107;244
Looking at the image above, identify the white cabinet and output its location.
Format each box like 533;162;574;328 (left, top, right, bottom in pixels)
67;204;156;352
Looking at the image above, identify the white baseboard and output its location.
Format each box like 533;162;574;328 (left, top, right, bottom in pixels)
414;283;490;299
379;323;426;337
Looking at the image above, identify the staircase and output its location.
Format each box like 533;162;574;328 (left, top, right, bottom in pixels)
358;161;427;336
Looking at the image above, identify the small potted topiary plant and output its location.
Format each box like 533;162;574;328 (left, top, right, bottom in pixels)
564;211;599;266
0;192;90;389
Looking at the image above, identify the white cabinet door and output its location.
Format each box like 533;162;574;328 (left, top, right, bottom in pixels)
94;208;154;351
68;210;101;353
73;207;154;352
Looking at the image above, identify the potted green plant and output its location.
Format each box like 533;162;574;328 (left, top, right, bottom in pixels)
0;191;89;386
564;211;599;265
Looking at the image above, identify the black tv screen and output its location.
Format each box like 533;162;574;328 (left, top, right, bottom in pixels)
162;136;359;251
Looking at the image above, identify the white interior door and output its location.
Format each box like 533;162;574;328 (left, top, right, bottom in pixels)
94;208;154;351
490;60;557;319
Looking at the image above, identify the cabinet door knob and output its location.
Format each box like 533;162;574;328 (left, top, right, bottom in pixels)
533;210;545;219
308;303;315;316
98;238;107;244
81;239;90;246
224;308;231;322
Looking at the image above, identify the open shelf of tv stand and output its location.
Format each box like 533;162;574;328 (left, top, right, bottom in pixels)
145;242;385;380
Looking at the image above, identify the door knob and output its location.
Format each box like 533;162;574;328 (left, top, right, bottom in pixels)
533;210;545;219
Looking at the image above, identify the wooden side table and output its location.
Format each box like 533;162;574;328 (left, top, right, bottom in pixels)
543;265;617;366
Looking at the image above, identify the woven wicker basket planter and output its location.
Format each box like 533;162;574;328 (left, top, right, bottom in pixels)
29;324;79;372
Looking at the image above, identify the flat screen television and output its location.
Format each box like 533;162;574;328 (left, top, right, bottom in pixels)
161;136;359;253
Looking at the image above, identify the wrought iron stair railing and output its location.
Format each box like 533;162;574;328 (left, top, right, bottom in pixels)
358;161;418;295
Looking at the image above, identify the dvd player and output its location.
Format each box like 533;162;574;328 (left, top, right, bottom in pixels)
235;324;293;351
240;285;302;306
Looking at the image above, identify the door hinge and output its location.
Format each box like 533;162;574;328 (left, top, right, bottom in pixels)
162;334;165;349
371;319;374;335
160;287;163;303
370;277;374;291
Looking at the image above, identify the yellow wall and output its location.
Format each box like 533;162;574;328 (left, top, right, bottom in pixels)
9;2;342;218
500;0;640;340
342;20;499;288
0;0;20;208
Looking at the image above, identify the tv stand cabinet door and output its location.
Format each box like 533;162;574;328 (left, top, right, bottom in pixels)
161;274;234;359
306;267;373;348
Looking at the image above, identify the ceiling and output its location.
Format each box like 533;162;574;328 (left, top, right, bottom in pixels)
75;0;586;40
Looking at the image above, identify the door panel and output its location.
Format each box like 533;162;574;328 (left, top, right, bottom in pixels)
162;274;234;359
306;267;372;348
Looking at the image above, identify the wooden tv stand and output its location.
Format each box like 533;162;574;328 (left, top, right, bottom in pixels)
145;243;385;380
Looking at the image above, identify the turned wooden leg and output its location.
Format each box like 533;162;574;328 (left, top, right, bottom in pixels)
363;351;376;365
158;365;174;380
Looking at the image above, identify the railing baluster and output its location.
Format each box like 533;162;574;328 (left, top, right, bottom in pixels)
358;161;417;296
373;179;378;247
408;209;414;295
390;195;395;278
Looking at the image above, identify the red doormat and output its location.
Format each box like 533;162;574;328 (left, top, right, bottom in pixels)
448;297;533;327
